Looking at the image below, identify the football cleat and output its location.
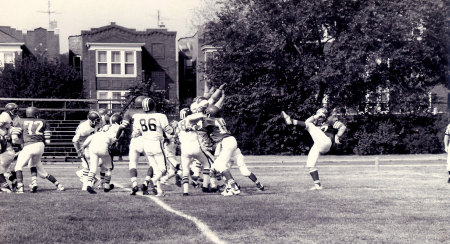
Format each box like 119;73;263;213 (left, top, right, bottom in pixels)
222;187;240;196
309;184;323;191
155;191;165;197
202;186;210;193
29;183;38;193
130;186;139;195
0;184;13;193
57;184;65;191
191;180;200;188
256;183;265;191
16;185;24;194
142;189;150;195
183;193;189;196
104;184;114;192
281;111;292;125
86;186;97;194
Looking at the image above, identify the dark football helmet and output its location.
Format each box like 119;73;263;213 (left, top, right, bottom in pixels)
205;105;221;118
179;108;192;120
5;103;19;116
142;98;156;112
110;113;123;125
134;96;149;108
25;107;40;118
87;111;101;128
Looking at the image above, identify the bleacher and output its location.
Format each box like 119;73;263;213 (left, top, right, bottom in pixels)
42;120;81;162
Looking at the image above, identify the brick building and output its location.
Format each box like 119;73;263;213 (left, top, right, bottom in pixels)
0;26;60;66
68;22;177;110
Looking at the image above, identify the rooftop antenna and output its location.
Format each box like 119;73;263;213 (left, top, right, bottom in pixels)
148;10;171;28
38;0;61;29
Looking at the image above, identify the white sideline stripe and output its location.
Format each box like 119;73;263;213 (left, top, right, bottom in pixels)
113;183;227;244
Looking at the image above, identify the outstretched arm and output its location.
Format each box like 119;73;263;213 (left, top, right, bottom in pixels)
208;84;226;105
214;90;226;109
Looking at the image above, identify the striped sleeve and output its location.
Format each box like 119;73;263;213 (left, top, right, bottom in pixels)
44;120;51;140
11;127;22;136
333;121;344;129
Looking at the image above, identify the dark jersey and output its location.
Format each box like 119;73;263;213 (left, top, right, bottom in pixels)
321;115;345;146
12;118;51;146
202;117;232;144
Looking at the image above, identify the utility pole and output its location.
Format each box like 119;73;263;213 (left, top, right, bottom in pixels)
38;0;60;29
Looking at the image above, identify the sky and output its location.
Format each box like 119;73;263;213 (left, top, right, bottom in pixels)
0;0;205;54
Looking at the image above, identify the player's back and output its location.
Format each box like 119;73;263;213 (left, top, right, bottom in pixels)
203;117;232;144
132;112;168;141
177;117;199;145
91;124;121;146
13;117;51;146
122;108;146;128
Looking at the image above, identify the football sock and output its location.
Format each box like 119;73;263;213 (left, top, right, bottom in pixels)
222;169;236;188
16;170;23;184
30;167;38;185
248;172;258;183
45;174;58;185
130;168;138;187
202;169;210;187
309;170;321;186
292;119;306;129
100;172;106;184
105;175;111;189
87;172;95;187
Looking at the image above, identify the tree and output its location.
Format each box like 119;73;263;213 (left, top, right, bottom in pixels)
200;0;449;154
0;55;86;119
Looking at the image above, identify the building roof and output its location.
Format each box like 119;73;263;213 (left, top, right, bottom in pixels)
0;29;22;43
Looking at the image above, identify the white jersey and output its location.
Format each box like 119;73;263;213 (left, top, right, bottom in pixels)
177;115;201;145
90;124;121;146
131;112;169;141
72;120;101;145
0;112;12;137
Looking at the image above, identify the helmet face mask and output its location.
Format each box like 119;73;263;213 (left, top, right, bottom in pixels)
5;103;19;117
87;111;101;128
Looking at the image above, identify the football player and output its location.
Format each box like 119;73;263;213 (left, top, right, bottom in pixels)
206;105;265;192
73;111;102;190
12;107;64;193
200;105;242;196
81;113;123;194
159;120;182;187
0;103;20;193
116;95;155;195
177;108;216;196
131;98;173;197
281;107;346;190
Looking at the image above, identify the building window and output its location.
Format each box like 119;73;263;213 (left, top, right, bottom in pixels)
73;56;81;72
0;52;15;67
97;90;129;111
96;50;136;77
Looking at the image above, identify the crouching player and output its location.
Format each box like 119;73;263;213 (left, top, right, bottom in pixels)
12;107;64;193
81;114;123;194
73;111;103;190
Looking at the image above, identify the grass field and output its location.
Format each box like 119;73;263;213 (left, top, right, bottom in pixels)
1;158;449;244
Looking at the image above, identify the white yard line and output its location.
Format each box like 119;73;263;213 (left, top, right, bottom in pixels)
113;183;227;244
